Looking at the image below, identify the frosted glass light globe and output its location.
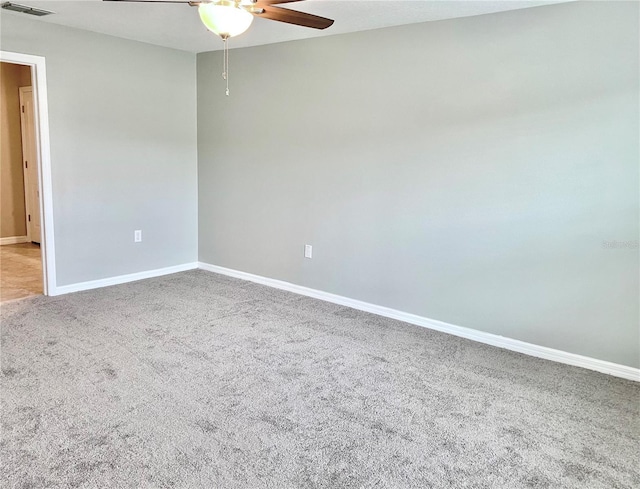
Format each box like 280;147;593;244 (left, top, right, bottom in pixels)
198;3;254;38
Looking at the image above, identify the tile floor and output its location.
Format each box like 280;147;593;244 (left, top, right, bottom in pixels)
0;243;43;303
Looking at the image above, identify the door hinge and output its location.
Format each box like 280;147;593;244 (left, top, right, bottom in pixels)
22;105;24;113
25;161;28;169
28;214;31;222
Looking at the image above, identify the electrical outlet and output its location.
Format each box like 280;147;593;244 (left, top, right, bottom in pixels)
304;244;312;259
134;230;142;243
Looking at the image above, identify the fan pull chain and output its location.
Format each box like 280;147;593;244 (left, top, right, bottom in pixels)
222;36;230;96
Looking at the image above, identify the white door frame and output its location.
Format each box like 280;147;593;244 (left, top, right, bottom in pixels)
1;51;56;296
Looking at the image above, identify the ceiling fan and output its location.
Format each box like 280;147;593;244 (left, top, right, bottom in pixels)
104;0;334;94
103;0;333;35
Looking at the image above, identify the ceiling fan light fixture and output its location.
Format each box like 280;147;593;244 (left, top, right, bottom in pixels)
198;3;253;38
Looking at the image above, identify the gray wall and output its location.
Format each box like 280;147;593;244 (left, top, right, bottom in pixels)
198;2;639;367
0;14;198;285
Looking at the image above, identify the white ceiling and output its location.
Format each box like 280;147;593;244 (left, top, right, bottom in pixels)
6;0;576;52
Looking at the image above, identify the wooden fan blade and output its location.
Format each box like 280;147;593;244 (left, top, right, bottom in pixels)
254;5;333;30
254;0;304;5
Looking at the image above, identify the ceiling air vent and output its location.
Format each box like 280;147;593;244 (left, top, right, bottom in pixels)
1;2;54;16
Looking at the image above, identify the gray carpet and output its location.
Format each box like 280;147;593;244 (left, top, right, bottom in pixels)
1;270;638;488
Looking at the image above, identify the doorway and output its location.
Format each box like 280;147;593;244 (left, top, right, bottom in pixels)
0;52;55;300
1;61;41;301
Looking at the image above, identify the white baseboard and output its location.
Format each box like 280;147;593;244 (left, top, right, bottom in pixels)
52;262;199;296
198;262;639;382
0;235;29;245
